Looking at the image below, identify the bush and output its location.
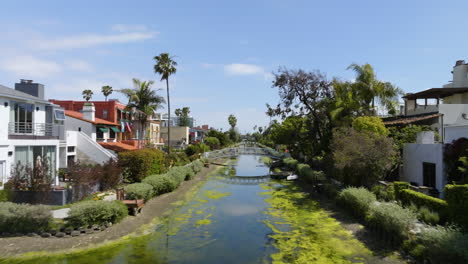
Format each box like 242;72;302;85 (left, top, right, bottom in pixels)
419;225;468;263
418;206;440;225
445;184;468;229
191;160;203;174
204;137;220;149
185;143;210;156
320;183;339;199
366;202;417;242
283;157;298;170
142;174;178;195
167;166;190;185
0;189;12;202
165;152;190;167
337;187;377;219
393;181;410;199
0;202;52;234
118;149;166;183
399;189;448;220
371;184;395;202
67;200;128;228
297;163;325;184
124;183;154;201
352;116;389;136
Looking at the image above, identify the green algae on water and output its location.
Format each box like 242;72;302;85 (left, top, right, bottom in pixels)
261;182;373;264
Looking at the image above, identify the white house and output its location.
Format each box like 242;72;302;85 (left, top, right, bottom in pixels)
385;60;468;195
0;80;65;186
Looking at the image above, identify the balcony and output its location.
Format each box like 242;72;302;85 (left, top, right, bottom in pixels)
8;122;65;140
406;104;439;116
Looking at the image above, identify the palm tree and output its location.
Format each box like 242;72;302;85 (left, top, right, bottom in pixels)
118;78;165;148
347;63;402;115
101;85;113;101
228;114;237;129
82;89;93;101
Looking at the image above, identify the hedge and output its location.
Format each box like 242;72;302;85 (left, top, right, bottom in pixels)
67;200;128;228
393;181;410;199
118;148;166;183
142;174;178;195
400;189;448;220
297;163;325;184
124;183;154;201
337;187;376;219
283;157;298;170
366;202;417;242
445;184;468;229
0;202;52;234
418;225;468;263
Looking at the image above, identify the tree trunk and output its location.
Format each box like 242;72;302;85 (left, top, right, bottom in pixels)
166;78;171;154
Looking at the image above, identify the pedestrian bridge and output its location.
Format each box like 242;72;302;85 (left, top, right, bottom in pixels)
215;175;271;185
204;146;285;161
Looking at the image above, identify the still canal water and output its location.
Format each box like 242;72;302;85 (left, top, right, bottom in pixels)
6;154;384;264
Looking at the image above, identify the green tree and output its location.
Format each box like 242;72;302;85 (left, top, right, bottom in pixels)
82;89;93;101
154;53;177;153
347;63;402;115
175;107;191;126
228;114;237;129
332;127;397;187
352;116;389;136
101;85;113;101
204;136;220;149
119;78;165;148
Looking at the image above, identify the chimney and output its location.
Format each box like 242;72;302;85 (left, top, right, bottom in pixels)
82;103;95;121
455;60;466;66
15;79;45;99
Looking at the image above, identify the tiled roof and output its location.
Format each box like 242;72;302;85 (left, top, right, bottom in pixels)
99;142;137;152
65;110;120;126
383;113;441;125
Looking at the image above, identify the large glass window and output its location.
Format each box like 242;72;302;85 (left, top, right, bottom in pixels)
11;102;34;133
14;146;56;178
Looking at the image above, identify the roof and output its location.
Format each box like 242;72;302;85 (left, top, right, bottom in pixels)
0;84;50;104
383;113;442;125
65;110;120;126
403;87;468;99
99;142;138;152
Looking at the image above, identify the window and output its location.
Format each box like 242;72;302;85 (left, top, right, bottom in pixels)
10;101;34;133
97;127;108;139
78;127;82;132
14;146;56;178
67;146;75;152
423;162;436;188
54;109;65;121
102;110;108;119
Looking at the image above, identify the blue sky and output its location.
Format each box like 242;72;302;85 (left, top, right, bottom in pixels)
1;1;468;132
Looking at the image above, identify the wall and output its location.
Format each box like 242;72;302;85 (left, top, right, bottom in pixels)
402;143;445;192
65;116;96;141
67;131;116;165
160;126;189;145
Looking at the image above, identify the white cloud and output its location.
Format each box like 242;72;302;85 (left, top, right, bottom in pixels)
65;60;93;72
224;63;265;75
0;55;62;78
111;24;148;33
33;31;157;50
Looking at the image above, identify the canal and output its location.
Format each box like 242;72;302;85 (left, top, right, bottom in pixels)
4;154;389;264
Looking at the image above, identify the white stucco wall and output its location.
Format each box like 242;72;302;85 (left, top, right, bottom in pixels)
65;116;96;141
439;104;468;126
403;143;445;192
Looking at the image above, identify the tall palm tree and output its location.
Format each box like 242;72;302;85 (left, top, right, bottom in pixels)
118;78;165;148
82;89;93;101
154;53;177;153
101;85;113;101
347;63;402;115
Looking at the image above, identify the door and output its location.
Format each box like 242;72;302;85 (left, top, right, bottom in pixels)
423;162;436;188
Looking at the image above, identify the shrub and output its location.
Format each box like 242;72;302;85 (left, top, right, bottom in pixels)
366;202;417;242
399;189;448;220
100;158;123;190
0;189;12;202
418;206;440;225
165;152;190;167
0;202;52;234
204;137;221;149
167;166;190;185
352;116;389;136
185;143;210;156
191;160;203;174
297;163;325;184
142;174;178;195
283;157;298;170
124;183;154;201
393;181;410;199
337;187;377;219
118;149;166;183
419;225;468;263
67;200;128;228
371;184;395;202
445;184;468;229
320;183;339;199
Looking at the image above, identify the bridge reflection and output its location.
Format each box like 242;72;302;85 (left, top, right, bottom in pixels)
215;175;271;185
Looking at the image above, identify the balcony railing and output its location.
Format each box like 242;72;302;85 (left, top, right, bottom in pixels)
8;122;65;140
